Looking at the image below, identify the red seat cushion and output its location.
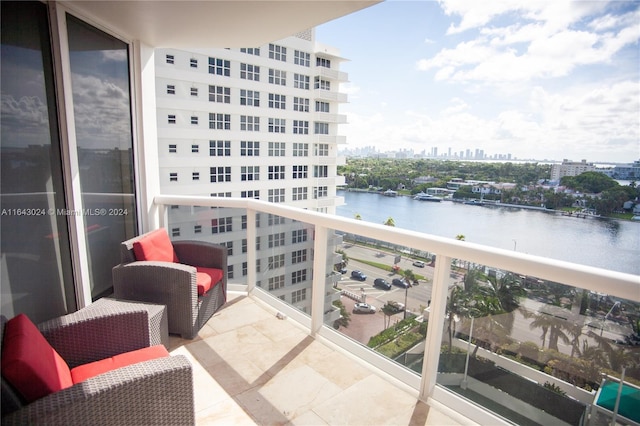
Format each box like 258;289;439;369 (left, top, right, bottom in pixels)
70;345;169;384
195;267;224;295
1;314;73;403
132;229;179;263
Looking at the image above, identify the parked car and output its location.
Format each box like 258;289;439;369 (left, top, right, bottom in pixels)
392;278;409;288
412;260;425;268
353;303;376;314
373;278;392;290
339;267;347;274
386;301;405;313
350;270;367;281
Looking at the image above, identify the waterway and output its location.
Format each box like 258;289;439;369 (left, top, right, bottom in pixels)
336;190;640;276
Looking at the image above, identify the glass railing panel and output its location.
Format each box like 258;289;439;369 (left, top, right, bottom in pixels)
167;205;248;287
255;214;314;318
435;262;640;426
326;231;432;376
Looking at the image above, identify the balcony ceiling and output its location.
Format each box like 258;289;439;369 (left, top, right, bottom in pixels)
64;1;381;47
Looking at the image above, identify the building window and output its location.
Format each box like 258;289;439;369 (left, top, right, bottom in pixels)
242;239;248;254
211;217;232;234
316;57;331;68
241;190;260;199
210;192;231;198
241;166;260;181
292;187;308;201
209;113;230;130
269;43;287;62
240;63;260;81
209;85;230;103
268;118;285;133
292;249;307;264
169;172;178;182
314;77;330;90
190;58;198;68
240;48;260;56
169;144;177;153
240;116;260;131
208;57;230;76
190;116;198;125
242;261;248;276
314;122;329;135
166;54;174;64
314;143;329;156
313;186;328;199
268;165;285;180
240;89;260;107
268;142;285;157
314;165;328;178
268;275;285;291
291;269;307;284
194;225;202;234
191;144;199;153
192;172;200;181
210;166;231;183
240;141;259;156
293;120;309;135
268;214;285;226
209;140;231;156
268;69;286;86
292;229;308;244
315;101;329;113
293;74;309;90
268;232;285;248
227;265;234;280
292;165;307;179
268;188;285;203
171;227;180;237
223;241;233;256
268;93;286;109
293;143;308;157
190;87;198;97
292;289;306;304
294;50;310;67
168;114;176;124
293;97;309;112
268;254;285;270
167;84;175;95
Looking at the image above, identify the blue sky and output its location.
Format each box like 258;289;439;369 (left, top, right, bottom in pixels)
316;0;639;163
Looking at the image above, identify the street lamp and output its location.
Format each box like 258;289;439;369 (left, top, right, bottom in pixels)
461;316;475;390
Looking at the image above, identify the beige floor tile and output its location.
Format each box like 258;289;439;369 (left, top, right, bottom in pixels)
196;396;256;426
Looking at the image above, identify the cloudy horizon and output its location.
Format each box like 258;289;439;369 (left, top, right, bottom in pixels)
317;0;639;163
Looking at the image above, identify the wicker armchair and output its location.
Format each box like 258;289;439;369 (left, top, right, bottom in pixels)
1;307;194;426
112;230;227;339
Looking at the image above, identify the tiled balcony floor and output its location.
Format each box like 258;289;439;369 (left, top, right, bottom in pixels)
167;293;465;426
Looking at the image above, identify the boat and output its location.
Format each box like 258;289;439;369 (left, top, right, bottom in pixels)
413;192;441;202
463;199;484;206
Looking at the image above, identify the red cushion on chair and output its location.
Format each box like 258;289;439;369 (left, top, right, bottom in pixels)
195;267;224;295
195;272;212;296
1;314;73;403
70;345;169;384
132;229;179;263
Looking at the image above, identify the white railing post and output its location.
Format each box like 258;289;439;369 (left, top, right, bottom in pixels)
420;255;452;400
246;207;257;294
311;225;328;336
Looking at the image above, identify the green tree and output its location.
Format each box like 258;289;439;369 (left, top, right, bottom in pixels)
384;217;395;227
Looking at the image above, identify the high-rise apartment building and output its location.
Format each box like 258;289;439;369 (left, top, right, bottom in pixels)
551;159;595;181
155;31;346;321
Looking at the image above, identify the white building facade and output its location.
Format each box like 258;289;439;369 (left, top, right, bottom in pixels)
550;159;595;181
155;31;347;319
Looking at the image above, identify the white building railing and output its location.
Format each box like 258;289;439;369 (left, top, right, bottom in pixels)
154;194;639;425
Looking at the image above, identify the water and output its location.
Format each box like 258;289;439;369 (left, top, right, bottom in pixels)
336;190;640;276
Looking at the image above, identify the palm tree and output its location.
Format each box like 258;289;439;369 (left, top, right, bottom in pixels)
446;284;470;352
384;217;395;227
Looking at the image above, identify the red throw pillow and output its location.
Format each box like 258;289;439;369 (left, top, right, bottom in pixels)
1;314;73;403
195;267;224;295
132;229;179;263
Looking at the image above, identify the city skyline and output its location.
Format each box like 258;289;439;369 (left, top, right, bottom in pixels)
317;0;640;164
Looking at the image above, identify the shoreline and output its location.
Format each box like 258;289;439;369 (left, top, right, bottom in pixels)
339;188;638;223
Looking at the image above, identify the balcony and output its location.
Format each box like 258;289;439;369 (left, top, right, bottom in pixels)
156;195;640;426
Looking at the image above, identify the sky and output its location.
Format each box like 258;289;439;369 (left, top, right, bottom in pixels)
316;0;640;163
